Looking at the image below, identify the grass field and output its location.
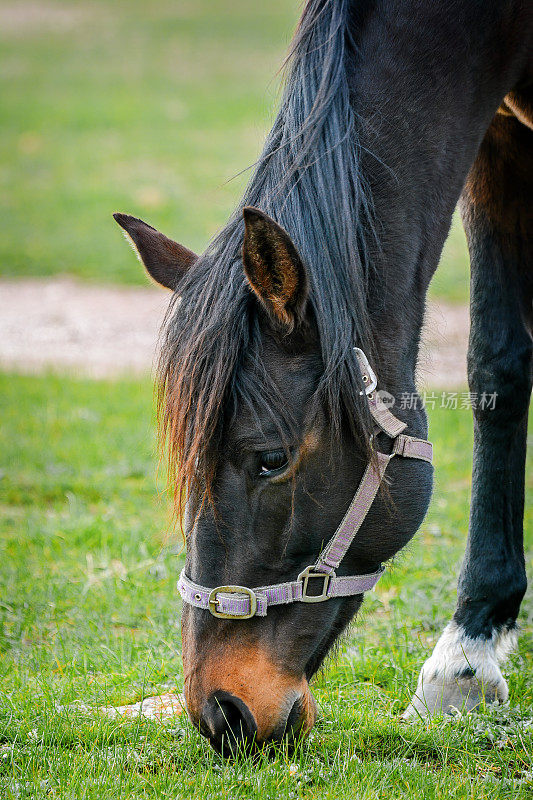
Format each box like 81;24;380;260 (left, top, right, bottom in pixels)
1;371;531;798
1;0;469;303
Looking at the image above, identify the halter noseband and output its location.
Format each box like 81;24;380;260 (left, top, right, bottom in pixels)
178;349;432;619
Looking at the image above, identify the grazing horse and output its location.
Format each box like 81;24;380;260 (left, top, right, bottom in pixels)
115;0;532;755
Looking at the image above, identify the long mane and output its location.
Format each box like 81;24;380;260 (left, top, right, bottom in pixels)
158;0;375;516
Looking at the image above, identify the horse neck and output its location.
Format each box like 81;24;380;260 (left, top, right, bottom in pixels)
349;0;528;396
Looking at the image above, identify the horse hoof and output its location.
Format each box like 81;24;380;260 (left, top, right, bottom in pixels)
402;673;507;719
402;621;514;719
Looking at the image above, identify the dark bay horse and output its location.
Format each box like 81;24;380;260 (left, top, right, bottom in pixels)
115;0;532;755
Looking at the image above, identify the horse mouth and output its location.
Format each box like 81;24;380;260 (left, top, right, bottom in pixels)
196;688;316;757
267;692;314;744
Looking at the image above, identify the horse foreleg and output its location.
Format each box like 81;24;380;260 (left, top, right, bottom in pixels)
405;111;532;718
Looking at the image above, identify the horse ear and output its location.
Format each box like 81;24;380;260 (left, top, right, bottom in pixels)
113;213;198;290
242;206;309;331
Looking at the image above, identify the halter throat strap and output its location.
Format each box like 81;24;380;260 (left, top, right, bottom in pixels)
178;349;432;619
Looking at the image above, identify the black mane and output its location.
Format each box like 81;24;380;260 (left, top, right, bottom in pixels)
159;0;375;510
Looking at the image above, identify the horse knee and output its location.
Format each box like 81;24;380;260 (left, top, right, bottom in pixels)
468;337;532;424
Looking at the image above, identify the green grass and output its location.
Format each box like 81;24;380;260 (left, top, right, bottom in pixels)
432;214;470;305
0;371;531;798
0;0;469;303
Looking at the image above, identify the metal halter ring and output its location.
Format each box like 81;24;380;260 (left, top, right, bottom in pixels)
297;566;332;603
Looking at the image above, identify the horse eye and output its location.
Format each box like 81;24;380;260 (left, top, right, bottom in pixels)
258;449;290;478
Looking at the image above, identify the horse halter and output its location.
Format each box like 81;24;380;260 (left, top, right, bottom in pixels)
178;349;433;619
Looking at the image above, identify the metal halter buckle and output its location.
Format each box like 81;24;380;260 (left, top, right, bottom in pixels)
208;585;258;619
298;566;332;603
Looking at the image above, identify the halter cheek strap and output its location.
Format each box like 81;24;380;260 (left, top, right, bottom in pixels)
178;349;432;619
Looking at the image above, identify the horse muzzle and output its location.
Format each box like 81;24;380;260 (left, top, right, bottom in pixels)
183;640;317;756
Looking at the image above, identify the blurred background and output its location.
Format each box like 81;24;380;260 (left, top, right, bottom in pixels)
1;0;468;294
0;0;472;382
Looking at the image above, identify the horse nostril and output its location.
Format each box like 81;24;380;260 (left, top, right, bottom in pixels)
200;691;257;756
285;696;304;736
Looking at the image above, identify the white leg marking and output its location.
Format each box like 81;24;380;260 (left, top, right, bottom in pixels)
403;621;516;719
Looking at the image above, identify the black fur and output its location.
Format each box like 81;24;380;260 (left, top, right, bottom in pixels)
456;114;532;640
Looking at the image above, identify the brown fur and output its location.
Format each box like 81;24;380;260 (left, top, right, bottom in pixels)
503;90;533;131
182;628;316;741
113;213;198;290
242;207;309;331
462;109;533;241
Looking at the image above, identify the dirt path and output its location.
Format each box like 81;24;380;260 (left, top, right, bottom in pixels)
0;278;469;388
